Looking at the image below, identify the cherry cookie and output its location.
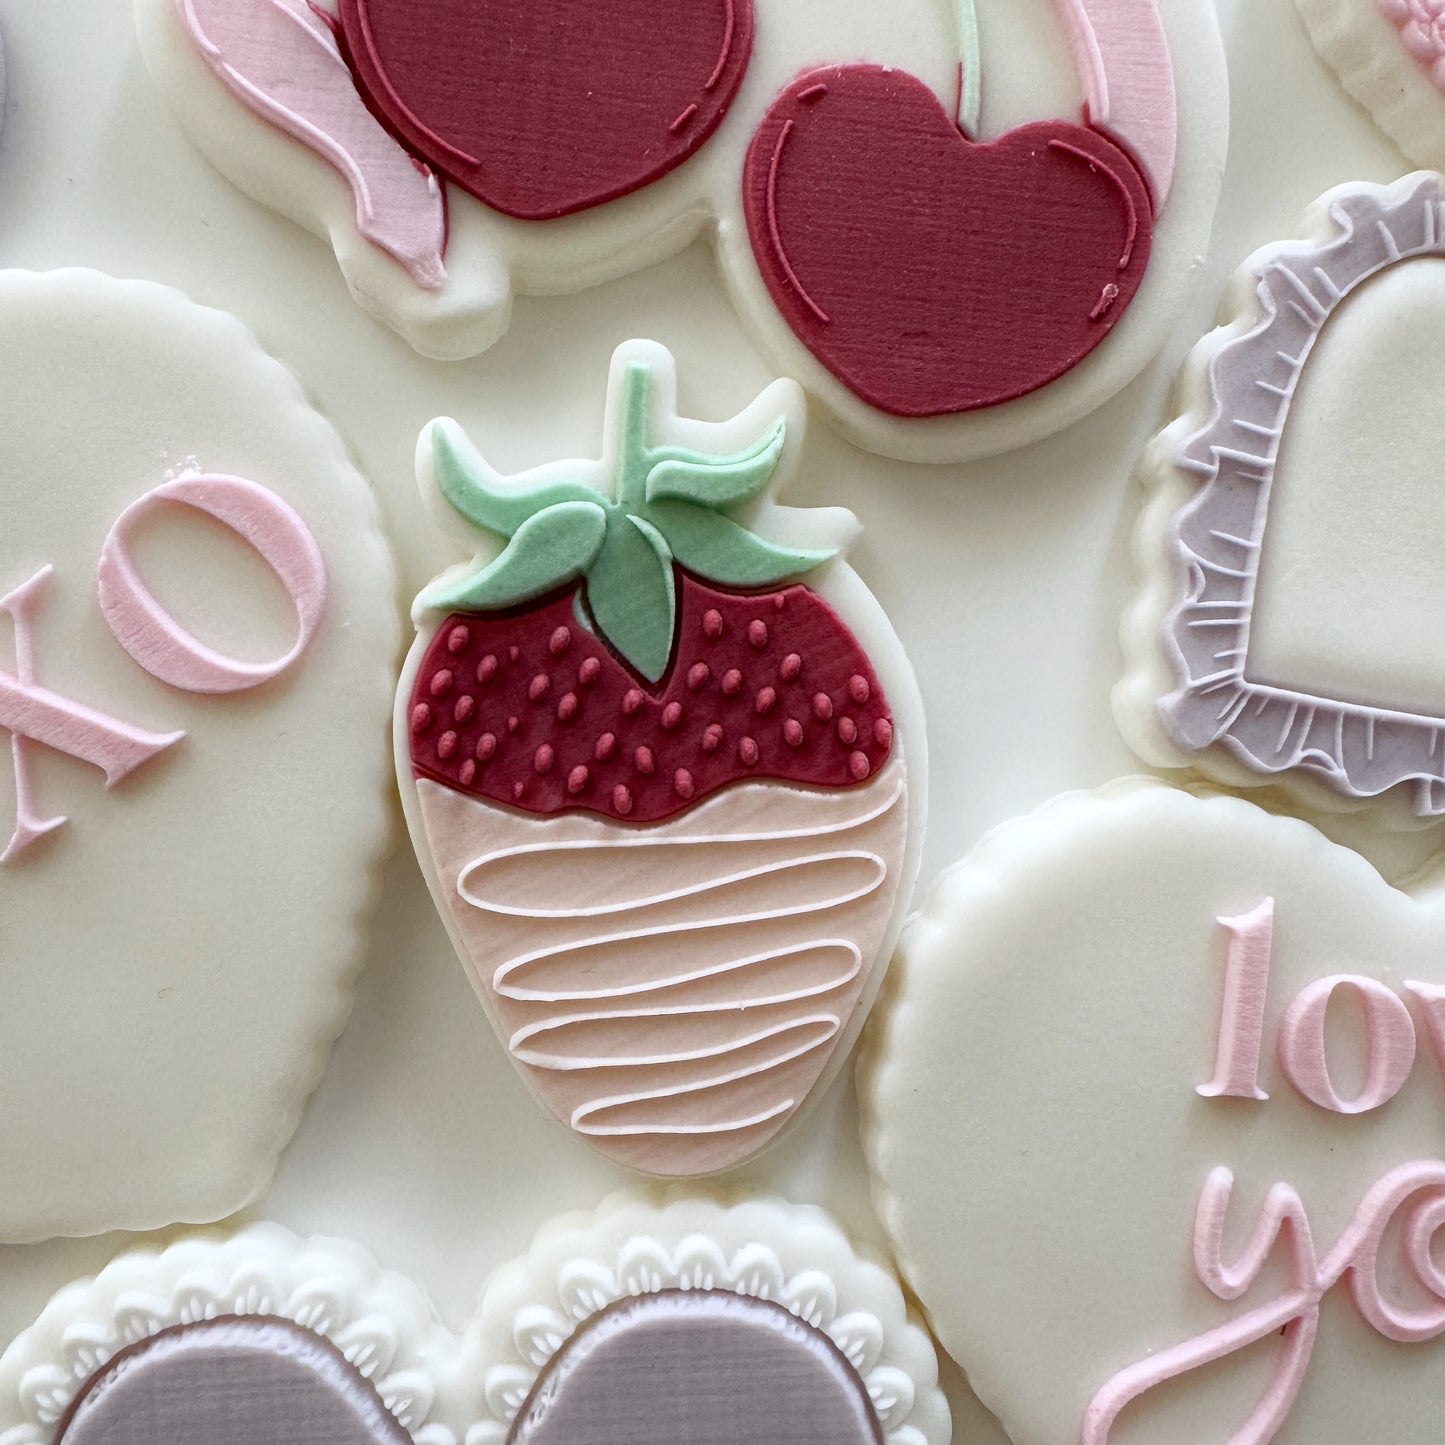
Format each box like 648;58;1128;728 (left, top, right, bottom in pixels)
135;0;1227;462
1119;172;1445;823
397;340;925;1176
864;780;1445;1445
0;271;396;1241
0;1198;948;1445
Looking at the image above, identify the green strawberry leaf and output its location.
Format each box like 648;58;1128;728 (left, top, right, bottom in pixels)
644;416;787;510
419;500;608;613
433;425;600;538
583;512;677;682
643;499;835;587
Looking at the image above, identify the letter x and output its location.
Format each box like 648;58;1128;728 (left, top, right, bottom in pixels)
1;566;184;863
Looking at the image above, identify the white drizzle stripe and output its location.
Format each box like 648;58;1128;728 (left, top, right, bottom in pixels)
506;943;864;1046
457;772;906;919
491;853;885;997
416;758;908;1165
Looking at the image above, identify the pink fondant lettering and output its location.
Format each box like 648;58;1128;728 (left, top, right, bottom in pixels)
1083;1160;1445;1445
0;567;185;864
1051;0;1178;206
97;474;327;694
1198;898;1274;1102
1405;981;1445;1088
1277;975;1417;1115
179;0;448;288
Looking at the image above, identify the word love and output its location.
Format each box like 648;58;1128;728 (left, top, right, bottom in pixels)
1083;1159;1445;1444
1198;898;1445;1115
1;474;326;863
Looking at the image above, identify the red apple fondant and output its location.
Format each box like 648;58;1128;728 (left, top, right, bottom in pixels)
338;0;753;221
743;65;1155;418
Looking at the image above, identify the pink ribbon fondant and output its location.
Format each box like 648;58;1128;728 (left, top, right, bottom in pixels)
1083;1160;1445;1444
179;0;447;288
97;474;327;694
1053;0;1177;206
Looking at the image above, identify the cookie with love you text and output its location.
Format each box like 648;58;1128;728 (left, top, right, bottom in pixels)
1118;171;1445;824
0;1197;948;1445
396;340;925;1177
864;780;1445;1445
134;0;1226;462
0;270;396;1241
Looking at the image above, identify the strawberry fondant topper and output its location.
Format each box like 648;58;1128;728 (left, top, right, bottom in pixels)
397;340;923;1176
140;0;1227;461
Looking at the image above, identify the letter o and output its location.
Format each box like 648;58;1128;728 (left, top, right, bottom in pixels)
97;474;327;694
1278;975;1417;1114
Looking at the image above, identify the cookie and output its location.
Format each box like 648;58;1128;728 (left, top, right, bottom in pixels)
1118;171;1445;823
1296;0;1445;170
0;1197;948;1445
134;0;1228;462
0;271;396;1240
396;340;925;1176
863;780;1445;1445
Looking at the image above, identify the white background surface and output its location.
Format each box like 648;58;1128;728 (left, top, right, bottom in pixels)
0;0;1423;1437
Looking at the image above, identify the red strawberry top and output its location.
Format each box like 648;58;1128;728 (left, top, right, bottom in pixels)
408;574;893;823
406;350;896;825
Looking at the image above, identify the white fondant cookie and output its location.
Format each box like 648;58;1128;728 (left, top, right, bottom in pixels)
0;1198;948;1445
863;780;1445;1445
1296;0;1445;170
1118;171;1445;824
396;340;926;1177
0;271;397;1240
134;0;1228;463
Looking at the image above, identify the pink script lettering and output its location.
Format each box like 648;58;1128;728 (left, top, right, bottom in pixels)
1082;1160;1445;1445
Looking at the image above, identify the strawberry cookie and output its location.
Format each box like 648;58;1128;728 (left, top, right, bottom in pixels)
135;0;1226;462
0;271;396;1240
0;1197;948;1445
864;780;1445;1445
397;341;925;1176
1118;173;1445;823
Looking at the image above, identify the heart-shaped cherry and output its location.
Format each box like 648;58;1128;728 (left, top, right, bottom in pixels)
337;0;753;221
743;65;1154;418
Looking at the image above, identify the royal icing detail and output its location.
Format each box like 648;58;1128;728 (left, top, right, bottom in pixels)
138;0;1228;462
398;340;922;1174
0;270;396;1242
1119;172;1445;818
864;782;1445;1445
0;1199;950;1445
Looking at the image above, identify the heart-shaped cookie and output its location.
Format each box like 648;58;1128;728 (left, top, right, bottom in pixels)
0;1198;948;1445
0;270;397;1241
864;781;1445;1445
1118;172;1445;822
